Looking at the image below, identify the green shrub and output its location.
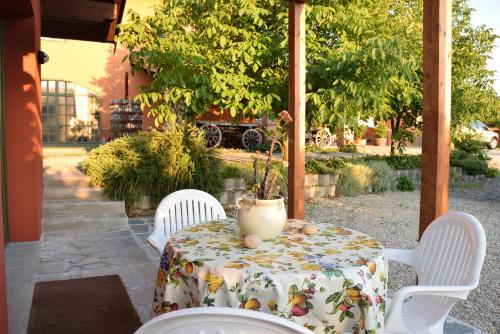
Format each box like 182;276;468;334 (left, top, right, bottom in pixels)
452;157;488;175
450;149;469;161
339;144;358;153
305;158;344;174
396;176;415;191
221;159;288;195
375;122;388;138
306;159;334;174
82;126;223;206
450;148;489;175
486;167;500;178
337;163;373;196
353;124;368;139
305;145;338;154
453;132;487;157
451;133;489;177
363;161;392;192
252;159;288;196
363;154;421;170
220;162;253;179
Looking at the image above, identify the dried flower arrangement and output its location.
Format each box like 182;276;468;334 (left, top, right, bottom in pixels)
252;110;293;200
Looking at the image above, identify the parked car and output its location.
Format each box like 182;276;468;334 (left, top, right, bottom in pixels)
465;120;498;149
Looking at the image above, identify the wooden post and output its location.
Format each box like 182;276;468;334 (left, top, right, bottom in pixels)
419;0;452;237
287;0;306;219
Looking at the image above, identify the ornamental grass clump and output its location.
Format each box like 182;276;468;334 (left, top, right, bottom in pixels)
82;124;223;206
362;160;392;193
337;163;373;196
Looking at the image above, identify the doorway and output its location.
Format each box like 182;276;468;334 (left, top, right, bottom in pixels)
0;16;8;245
41;80;102;145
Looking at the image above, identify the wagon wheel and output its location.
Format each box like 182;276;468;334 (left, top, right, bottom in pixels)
199;124;222;148
315;127;332;147
242;128;263;150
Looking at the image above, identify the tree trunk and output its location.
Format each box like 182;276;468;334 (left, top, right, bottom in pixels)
390;116;402;156
390;118;397;156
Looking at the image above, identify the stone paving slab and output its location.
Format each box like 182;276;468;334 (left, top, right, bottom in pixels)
5;242;41;334
128;217;161;265
43;199;126;217
37;229;157;323
6;227;159;334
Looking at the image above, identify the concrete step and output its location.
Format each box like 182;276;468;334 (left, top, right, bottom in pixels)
43;199;126;218
43;186;103;200
42;213;129;233
44;174;93;187
43;154;88;176
43;166;86;177
43;147;91;158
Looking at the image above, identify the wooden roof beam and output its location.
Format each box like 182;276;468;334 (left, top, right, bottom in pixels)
41;0;117;22
106;0;126;42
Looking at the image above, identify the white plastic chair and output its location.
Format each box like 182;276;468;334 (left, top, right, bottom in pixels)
134;307;314;334
384;212;486;334
147;189;227;254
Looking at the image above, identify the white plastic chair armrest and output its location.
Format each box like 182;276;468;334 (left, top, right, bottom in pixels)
385;285;472;332
384;248;416;267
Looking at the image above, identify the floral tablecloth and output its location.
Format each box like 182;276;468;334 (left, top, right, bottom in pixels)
152;219;387;334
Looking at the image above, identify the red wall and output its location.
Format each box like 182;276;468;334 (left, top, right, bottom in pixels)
0;0;42;330
3;0;42;242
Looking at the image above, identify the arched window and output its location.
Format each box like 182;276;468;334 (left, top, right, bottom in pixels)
41;80;102;144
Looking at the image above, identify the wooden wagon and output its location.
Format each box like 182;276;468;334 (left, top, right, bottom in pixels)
196;110;275;150
196;109;335;149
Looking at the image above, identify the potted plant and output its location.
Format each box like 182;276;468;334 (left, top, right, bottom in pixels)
374;122;388;146
235;111;291;240
353;124;367;146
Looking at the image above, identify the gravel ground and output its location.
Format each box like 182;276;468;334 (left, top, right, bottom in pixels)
305;178;499;334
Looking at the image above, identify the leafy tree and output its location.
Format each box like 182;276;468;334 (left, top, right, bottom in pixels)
117;0;499;147
384;0;423;155
306;0;414;129
384;0;499;154
117;0;288;126
118;0;414;128
479;94;500;127
451;0;499;128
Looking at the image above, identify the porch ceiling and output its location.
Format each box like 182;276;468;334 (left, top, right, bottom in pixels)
41;0;126;43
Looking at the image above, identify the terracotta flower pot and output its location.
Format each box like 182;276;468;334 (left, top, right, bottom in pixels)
235;194;287;240
373;137;387;146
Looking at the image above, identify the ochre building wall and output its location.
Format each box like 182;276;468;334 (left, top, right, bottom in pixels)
41;0;159;139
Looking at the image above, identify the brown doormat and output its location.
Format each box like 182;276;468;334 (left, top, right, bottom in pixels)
28;275;142;334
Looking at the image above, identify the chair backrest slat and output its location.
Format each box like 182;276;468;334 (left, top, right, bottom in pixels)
186;199;193;226
193;200;200;224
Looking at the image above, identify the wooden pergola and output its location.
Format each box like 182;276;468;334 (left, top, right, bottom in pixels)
287;0;452;237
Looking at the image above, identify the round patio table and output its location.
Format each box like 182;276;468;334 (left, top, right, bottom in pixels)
152;219;387;334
